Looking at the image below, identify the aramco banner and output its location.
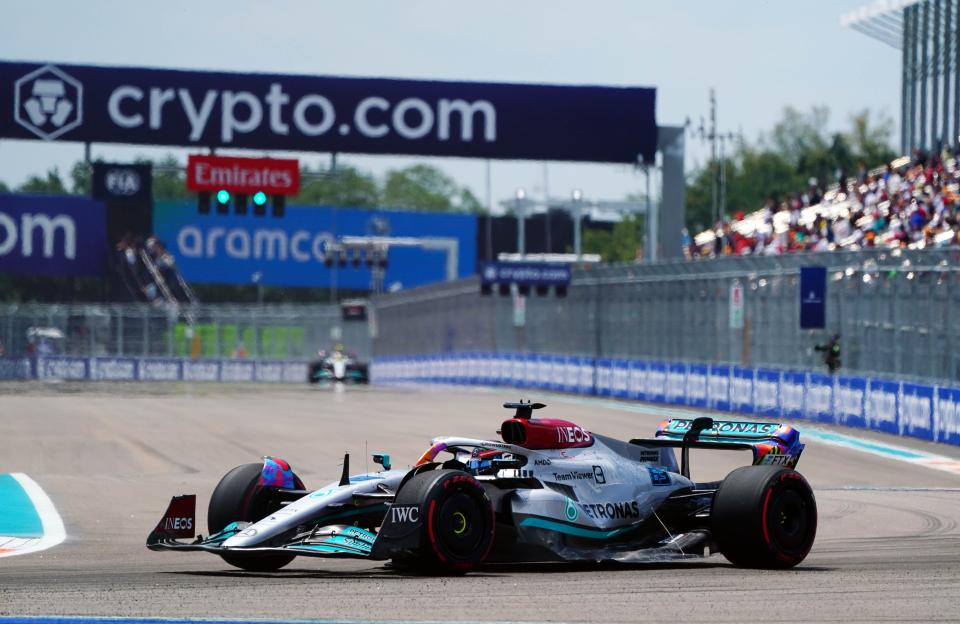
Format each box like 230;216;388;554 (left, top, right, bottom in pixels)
0;194;106;276
0;61;657;164
152;201;476;289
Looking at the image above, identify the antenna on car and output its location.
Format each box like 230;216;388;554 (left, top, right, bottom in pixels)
503;399;546;420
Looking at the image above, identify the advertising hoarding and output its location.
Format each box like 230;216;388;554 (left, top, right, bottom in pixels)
0;194;106;276
1;61;657;164
152;201;476;289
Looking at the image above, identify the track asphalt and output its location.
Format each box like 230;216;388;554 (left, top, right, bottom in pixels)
0;382;958;623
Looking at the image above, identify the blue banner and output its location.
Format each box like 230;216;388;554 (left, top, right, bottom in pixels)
805;373;834;423
686;364;708;408
935;387;960;445
0;61;657;164
0;194;106;276
836;376;867;429
629;360;648;402
666;363;686;406
900;383;934;440
153;201;476;289
731;367;755;414
780;371;806;420
754;369;781;418
867;379;899;435
480;262;571;287
708;365;731;412
799;266;827;330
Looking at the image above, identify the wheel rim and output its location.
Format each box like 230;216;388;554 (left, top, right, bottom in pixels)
435;492;485;559
767;487;810;552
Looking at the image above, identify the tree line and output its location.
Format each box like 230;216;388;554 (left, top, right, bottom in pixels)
0;157;487;214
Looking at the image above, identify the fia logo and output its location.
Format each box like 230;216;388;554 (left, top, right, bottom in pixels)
14;65;83;140
105;168;141;195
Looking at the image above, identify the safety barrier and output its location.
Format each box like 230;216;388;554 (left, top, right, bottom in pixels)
371;353;960;447
0;356;308;383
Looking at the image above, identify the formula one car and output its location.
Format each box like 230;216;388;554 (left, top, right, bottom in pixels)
147;401;817;573
307;346;368;384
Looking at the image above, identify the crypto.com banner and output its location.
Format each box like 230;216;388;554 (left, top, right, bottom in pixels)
0;61;657;164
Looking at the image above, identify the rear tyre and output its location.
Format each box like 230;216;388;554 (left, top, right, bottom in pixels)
711;465;817;569
393;469;495;573
208;462;304;572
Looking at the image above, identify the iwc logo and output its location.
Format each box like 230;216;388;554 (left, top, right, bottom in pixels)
14;64;83;140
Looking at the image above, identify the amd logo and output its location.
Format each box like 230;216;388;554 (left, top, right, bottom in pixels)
0;212;76;259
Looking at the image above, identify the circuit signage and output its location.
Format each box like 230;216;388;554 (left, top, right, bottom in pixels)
186;155;300;195
0;61;658;164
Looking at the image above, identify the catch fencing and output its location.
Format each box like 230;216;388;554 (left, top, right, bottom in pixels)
0;303;371;361
373;248;960;385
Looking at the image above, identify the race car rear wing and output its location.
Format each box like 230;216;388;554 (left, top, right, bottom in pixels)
630;417;804;477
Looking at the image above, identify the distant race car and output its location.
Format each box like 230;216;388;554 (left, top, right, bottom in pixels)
147;401;817;573
307;348;369;384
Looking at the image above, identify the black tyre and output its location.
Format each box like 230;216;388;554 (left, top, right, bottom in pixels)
711;465;817;569
208;462;304;572
393;469;495;573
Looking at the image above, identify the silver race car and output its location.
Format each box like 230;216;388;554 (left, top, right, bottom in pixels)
147;401;817;573
307;346;369;384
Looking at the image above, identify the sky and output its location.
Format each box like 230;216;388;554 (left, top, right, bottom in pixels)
0;0;900;211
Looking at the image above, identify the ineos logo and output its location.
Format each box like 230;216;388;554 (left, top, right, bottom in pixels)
105;169;140;195
163;517;193;530
390;505;419;524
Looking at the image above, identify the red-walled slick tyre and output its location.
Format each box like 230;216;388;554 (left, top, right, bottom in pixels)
711;465;817;569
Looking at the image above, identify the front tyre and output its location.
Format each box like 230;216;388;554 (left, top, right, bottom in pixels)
393;469;495;573
208;462;304;572
711;465;817;569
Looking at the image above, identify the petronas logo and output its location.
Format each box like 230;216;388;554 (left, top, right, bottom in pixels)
564;497;579;522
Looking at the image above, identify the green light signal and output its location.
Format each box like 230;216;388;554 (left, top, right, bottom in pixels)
216;189;231;204
253;191;268;206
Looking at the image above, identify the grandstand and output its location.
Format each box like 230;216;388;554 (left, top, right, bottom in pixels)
692;148;960;257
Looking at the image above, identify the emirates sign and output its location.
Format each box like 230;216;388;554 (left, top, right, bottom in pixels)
186;155;300;195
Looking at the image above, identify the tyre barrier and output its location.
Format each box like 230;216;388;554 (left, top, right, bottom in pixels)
371;353;960;447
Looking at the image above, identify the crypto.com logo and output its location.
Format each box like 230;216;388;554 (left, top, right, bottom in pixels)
14;64;83;140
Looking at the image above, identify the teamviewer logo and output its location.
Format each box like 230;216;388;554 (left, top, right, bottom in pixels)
14;65;83;140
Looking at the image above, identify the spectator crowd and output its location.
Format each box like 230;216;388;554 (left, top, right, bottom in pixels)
691;148;960;257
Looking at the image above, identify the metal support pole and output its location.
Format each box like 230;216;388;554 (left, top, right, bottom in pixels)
922;0;930;150
709;88;717;224
645;166;658;263
933;0;941;149
719;138;727;218
518;209;526;256
911;4;920;152
902;5;911;154
955;0;960;148
572;191;583;259
943;0;952;147
485;160;493;262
